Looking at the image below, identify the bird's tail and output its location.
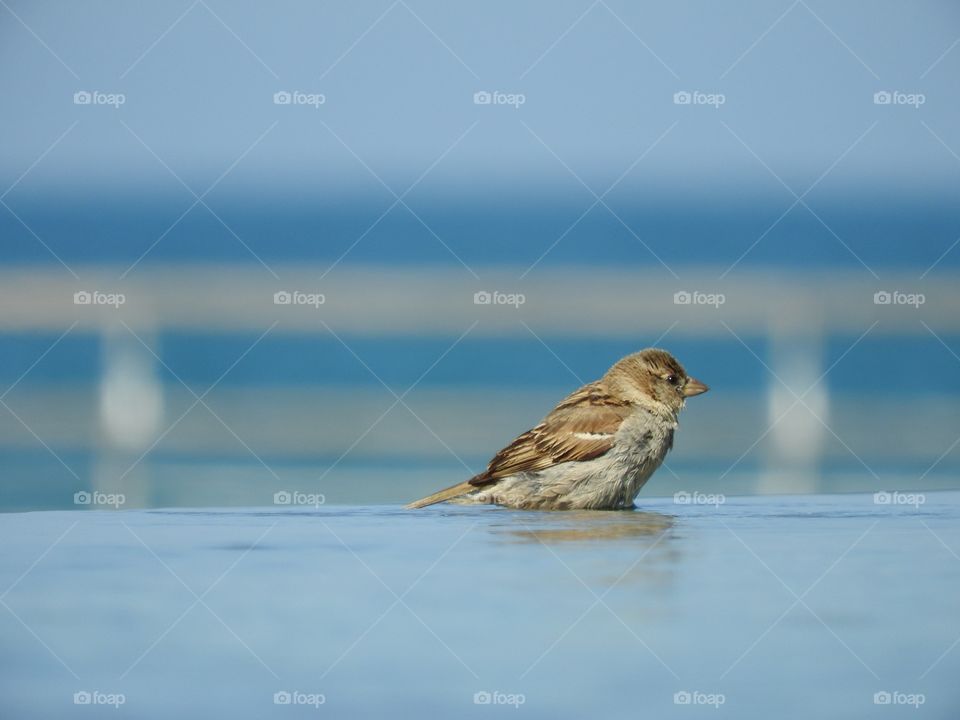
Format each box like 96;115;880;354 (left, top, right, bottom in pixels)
405;480;477;509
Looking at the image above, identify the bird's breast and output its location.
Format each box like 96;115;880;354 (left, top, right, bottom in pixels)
613;411;674;466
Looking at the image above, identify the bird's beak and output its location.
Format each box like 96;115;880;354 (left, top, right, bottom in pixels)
683;377;709;397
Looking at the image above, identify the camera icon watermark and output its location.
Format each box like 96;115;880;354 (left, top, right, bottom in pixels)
74;90;126;108
274;290;325;308
473;90;526;108
673;90;725;108
873;491;925;509
273;90;326;108
673;290;725;308
273;690;325;708
873;290;924;308
473;690;525;707
473;290;525;308
673;491;725;508
73;690;125;707
273;490;326;508
873;90;925;108
873;690;925;707
74;290;126;308
74;490;125;509
673;690;725;707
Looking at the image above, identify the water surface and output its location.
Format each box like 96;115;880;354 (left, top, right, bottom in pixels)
2;492;958;718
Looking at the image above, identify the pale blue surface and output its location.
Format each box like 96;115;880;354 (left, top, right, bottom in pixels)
2;492;959;719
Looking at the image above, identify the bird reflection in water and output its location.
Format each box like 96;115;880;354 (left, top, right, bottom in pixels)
491;509;674;544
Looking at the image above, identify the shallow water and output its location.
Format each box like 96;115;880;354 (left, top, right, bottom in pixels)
2;492;959;718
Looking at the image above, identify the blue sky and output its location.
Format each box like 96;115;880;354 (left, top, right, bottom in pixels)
2;0;959;202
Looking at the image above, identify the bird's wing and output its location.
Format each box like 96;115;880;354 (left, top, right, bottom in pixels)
471;382;633;486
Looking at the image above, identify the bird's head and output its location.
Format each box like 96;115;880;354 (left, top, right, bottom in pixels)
604;348;709;419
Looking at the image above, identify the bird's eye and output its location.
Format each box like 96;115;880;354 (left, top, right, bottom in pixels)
666;374;679;386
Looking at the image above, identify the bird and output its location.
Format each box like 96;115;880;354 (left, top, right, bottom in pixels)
406;348;708;511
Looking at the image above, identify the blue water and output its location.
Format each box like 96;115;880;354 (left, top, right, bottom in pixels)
2;332;959;394
2;492;958;718
3;194;958;270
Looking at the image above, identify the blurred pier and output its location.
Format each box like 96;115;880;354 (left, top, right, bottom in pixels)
1;264;958;508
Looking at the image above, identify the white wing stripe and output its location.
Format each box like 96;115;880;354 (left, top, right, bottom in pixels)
572;432;615;440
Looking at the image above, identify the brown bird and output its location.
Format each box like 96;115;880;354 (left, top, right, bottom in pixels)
406;348;708;510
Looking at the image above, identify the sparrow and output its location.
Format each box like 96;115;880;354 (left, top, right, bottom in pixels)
406;348;708;511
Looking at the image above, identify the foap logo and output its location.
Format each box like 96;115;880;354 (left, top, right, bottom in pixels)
273;90;326;108
873;290;925;308
74;290;126;308
873;691;925;708
873;90;925;108
673;90;725;108
674;290;725;308
273;490;326;508
73;90;126;108
273;690;325;708
474;290;525;308
673;690;725;708
674;491;725;508
473;690;526;708
473;90;526;108
873;491;925;509
74;490;125;508
73;690;126;708
274;290;325;308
